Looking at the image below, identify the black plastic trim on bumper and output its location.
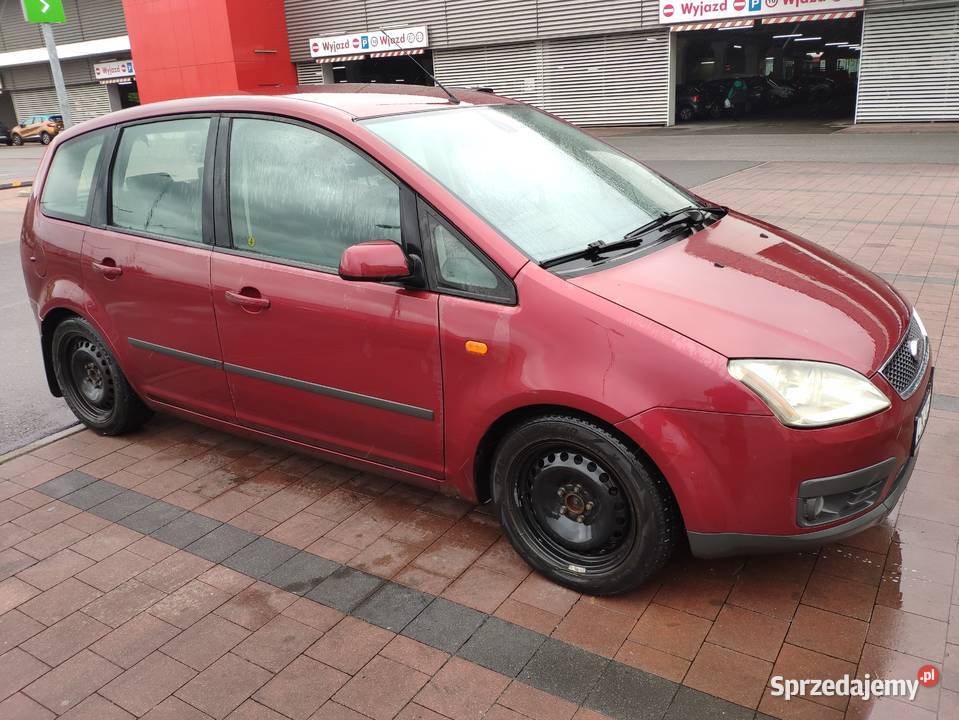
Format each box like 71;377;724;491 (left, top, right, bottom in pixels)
687;454;916;558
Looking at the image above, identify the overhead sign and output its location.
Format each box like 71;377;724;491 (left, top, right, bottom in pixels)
20;0;66;24
94;59;135;81
309;26;429;59
659;0;864;24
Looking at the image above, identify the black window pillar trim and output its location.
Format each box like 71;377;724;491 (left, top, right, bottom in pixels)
212;115;232;248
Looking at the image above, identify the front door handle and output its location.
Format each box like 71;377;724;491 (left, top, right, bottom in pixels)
92;260;123;279
225;289;271;311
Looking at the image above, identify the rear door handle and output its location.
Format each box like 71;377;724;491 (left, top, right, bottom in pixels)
225;289;271;311
92;260;122;279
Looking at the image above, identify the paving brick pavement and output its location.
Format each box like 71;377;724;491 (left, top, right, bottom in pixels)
1;160;958;719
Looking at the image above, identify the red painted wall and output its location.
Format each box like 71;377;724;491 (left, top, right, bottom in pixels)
122;0;297;103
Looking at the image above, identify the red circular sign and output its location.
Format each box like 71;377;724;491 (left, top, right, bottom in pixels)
918;665;940;688
733;0;746;10
311;41;319;52
352;38;360;48
663;3;674;16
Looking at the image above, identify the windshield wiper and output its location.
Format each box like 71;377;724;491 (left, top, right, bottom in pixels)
539;204;727;270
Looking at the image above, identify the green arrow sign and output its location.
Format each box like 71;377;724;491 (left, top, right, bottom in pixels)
21;0;66;24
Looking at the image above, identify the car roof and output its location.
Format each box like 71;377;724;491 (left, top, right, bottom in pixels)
59;83;517;141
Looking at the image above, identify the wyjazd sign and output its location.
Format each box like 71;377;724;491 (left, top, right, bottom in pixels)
94;60;135;80
309;26;429;59
659;0;865;24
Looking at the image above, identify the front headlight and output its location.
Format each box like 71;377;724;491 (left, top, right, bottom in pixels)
728;359;891;428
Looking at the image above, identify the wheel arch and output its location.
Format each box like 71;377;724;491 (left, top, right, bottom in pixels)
472;404;681;520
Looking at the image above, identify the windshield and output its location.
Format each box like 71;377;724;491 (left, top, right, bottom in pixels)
362;105;694;263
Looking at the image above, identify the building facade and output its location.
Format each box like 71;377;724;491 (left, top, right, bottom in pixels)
0;0;133;128
1;0;956;128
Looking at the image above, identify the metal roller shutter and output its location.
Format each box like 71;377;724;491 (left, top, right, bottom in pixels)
296;62;326;85
856;4;959;122
434;43;544;104
365;0;450;48
541;31;670;126
445;0;537;46
537;0;661;38
12;83;111;124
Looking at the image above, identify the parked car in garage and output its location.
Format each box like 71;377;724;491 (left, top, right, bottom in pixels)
21;86;932;594
676;84;705;122
0;123;13;146
12;114;64;145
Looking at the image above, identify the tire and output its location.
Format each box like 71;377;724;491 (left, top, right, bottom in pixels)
678;106;695;122
51;316;152;435
40;132;51;146
11;134;23;146
492;414;679;595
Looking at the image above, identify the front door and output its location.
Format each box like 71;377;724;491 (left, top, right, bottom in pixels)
81;116;234;420
211;116;443;478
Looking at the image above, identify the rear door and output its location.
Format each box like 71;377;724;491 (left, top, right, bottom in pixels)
80;115;234;420
210;115;443;478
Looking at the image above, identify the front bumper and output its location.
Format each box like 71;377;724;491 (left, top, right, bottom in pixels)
687;453;915;557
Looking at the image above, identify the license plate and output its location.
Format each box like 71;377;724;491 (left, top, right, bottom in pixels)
913;389;932;455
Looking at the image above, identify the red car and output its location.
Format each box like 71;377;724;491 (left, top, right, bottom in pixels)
20;86;932;594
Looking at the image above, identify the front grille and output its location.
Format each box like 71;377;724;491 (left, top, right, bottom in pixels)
880;317;928;399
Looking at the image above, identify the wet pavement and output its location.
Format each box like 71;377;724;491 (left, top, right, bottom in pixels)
1;151;959;718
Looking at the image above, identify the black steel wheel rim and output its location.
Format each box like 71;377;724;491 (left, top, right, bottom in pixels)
512;444;634;572
60;334;115;422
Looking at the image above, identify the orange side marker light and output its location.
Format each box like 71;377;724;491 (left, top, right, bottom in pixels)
465;340;488;356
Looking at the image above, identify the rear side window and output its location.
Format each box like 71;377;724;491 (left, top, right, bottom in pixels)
228;117;401;269
110;118;210;243
40;130;105;222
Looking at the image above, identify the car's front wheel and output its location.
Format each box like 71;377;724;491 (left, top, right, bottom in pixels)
493;414;679;595
51;316;152;435
40;132;52;145
11;134;23;146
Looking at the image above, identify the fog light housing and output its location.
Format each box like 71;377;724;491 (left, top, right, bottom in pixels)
801;496;826;524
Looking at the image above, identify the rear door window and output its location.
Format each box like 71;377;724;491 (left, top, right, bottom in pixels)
109;118;210;243
40;130;107;222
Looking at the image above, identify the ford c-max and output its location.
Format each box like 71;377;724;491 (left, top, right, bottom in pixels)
20;86;932;594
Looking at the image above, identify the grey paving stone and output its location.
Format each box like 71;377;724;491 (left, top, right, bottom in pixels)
60;480;125;510
402;597;486;654
117;500;187;534
354;582;432;632
663;686;754;720
186;523;258;563
305;566;383;613
221;537;298;579
934;393;959;413
35;471;98;499
585;661;678;720
518;638;609;704
262;551;339;595
150;513;223;549
87;490;155;522
458;617;544;677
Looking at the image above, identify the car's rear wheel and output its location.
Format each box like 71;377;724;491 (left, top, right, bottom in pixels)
51;317;152;435
40;132;51;145
493;414;679;595
11;134;23;146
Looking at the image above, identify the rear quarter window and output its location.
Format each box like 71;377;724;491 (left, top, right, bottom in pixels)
40;130;107;223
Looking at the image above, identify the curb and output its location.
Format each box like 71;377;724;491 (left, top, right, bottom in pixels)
0;423;83;465
0;180;32;191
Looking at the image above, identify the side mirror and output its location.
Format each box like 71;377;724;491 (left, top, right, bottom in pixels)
338;241;412;283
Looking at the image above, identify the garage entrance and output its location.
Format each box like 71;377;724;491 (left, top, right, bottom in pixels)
328;51;436;86
674;14;863;124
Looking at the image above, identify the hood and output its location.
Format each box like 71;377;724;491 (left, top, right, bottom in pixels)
570;213;909;376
